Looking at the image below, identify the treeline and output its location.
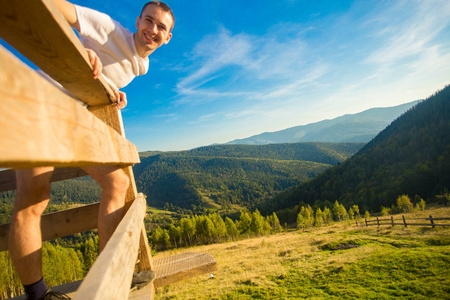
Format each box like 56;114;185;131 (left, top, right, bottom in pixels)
0;236;100;299
278;196;428;229
265;85;450;214
181;143;364;164
149;210;282;251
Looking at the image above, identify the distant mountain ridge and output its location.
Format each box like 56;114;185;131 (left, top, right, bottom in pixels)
226;101;419;145
264;85;450;215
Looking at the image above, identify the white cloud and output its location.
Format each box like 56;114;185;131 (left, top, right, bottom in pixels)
172;0;450;131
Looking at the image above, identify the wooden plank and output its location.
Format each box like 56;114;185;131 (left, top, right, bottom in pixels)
0;203;100;252
73;195;147;300
0;0;116;106
0;167;88;192
153;252;218;288
89;104;153;274
0;45;140;168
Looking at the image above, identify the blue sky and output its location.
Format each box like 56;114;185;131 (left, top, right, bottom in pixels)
3;0;450;151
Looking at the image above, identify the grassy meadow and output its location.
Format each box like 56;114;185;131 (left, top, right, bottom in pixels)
154;207;450;299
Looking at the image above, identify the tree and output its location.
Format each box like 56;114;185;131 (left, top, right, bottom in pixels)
225;217;239;239
323;207;333;225
268;212;282;232
180;217;196;245
414;195;426;211
380;206;390;216
296;206;312;229
351;205;361;220
314;208;324;227
168;224;181;248
250;210;265;234
210;213;227;239
332;201;348;221
238;211;252;235
397;195;413;213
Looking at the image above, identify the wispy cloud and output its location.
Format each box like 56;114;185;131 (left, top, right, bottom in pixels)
174;24;322;105
365;0;450;68
171;0;450;132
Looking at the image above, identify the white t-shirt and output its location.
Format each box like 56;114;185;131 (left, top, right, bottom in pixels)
75;5;149;89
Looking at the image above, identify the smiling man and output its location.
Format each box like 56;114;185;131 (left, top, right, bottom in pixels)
8;1;174;300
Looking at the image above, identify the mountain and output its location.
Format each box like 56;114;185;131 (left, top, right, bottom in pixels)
134;143;364;212
227;101;419;145
263;85;450;215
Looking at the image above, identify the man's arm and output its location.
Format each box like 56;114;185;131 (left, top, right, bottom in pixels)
52;0;80;31
52;0;126;109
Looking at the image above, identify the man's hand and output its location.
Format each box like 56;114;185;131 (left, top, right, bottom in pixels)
86;48;102;79
114;90;127;110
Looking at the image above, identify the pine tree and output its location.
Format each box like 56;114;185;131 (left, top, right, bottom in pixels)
238;211;252;235
250;210;265;234
314;208;324;227
225;217;239;239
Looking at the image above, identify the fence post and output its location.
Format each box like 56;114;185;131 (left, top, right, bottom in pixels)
429;215;435;228
365;219;368;226
402;215;407;227
391;216;394;227
376;217;380;226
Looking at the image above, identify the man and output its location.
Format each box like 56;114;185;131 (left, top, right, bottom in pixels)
8;1;174;299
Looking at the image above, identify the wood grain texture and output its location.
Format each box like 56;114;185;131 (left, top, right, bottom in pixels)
0;45;140;168
73;195;146;300
0;203;100;252
0;0;116;106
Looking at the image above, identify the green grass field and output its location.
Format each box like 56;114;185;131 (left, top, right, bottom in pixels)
155;207;450;299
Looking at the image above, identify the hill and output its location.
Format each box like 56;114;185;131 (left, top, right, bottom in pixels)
227;101;419;145
134;143;364;212
264;85;450;214
154;207;450;299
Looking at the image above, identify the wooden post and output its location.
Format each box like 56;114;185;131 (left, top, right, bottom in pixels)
402;215;407;227
391;216;394;227
365;219;368;226
376;217;380;226
429;215;435;228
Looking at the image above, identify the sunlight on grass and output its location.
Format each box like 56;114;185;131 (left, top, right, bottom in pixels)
155;207;450;299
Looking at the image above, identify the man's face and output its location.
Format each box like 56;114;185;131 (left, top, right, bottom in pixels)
135;4;173;57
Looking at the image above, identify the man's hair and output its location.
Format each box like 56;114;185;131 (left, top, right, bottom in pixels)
140;1;175;32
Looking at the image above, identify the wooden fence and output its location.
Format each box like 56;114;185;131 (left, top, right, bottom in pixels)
357;215;450;228
0;0;216;299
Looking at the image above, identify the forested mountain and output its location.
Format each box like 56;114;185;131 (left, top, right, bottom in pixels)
227;101;418;145
134;143;364;212
264;85;450;214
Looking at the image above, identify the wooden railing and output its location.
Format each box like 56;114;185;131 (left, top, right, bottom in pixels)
0;0;216;299
356;215;450;228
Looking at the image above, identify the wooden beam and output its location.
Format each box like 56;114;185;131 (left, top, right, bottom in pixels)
0;203;100;252
0;167;88;193
0;45;140;169
89;104;153;274
0;0;116;106
73;195;147;300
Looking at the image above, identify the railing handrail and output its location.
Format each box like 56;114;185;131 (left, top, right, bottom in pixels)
0;0;154;299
